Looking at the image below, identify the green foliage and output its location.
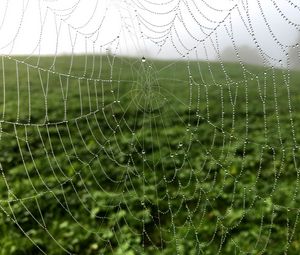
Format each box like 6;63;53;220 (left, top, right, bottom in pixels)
0;55;300;254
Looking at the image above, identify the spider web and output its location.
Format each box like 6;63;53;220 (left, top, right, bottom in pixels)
0;0;300;254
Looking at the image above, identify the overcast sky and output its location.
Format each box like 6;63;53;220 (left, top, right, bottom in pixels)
0;0;299;66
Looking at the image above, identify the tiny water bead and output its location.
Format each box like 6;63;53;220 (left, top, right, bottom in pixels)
142;57;146;63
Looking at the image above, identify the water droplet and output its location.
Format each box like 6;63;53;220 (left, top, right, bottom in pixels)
142;57;146;63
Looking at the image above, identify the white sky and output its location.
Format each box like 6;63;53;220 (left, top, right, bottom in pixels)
0;0;299;65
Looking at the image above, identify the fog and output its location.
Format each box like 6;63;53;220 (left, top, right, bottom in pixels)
0;0;299;68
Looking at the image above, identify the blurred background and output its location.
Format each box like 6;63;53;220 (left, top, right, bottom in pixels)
0;0;299;68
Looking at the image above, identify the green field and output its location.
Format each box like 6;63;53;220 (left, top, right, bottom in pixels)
0;55;300;254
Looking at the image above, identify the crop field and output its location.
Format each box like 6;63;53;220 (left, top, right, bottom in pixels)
0;55;300;254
